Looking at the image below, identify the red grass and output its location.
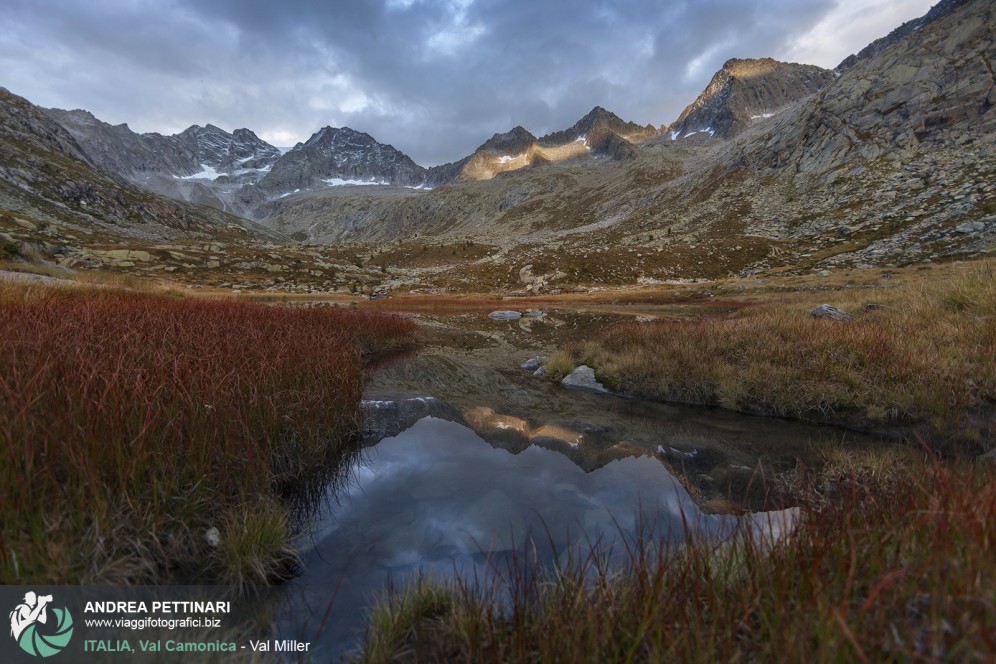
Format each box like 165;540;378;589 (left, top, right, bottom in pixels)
0;286;416;584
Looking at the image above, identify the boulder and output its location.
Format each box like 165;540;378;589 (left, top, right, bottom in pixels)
488;310;522;320
811;304;852;320
521;355;548;370
561;365;610;394
955;221;986;234
518;264;534;285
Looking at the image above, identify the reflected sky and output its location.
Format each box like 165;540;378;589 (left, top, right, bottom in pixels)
275;416;739;659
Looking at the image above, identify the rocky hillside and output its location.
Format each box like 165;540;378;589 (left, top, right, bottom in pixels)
733;0;994;182
667;58;836;140
837;0;970;70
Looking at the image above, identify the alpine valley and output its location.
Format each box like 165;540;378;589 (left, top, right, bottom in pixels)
3;3;996;660
1;0;992;295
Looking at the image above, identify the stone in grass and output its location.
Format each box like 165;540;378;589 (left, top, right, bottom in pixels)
561;365;609;394
488;310;522;320
521;355;548;370
811;304;852;321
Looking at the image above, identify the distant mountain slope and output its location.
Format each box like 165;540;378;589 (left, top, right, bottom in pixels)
667;58;836;140
0;87;278;241
44;109;281;182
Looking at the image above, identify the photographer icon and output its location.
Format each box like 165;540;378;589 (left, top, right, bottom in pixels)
9;591;53;642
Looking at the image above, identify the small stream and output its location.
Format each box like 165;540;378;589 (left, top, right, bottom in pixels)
266;308;886;660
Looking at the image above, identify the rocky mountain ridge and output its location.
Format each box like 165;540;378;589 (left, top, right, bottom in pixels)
249;126;425;198
45;102;664;213
44;109;281;181
447;107;659;182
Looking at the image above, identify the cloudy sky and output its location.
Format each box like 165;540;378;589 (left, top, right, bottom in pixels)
1;0;933;165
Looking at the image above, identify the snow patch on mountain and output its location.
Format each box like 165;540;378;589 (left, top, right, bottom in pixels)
322;177;389;186
179;165;226;180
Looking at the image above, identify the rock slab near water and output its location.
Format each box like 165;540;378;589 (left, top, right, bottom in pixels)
488;310;522;320
561;365;610;394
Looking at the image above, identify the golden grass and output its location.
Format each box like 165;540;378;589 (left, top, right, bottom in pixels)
549;260;995;446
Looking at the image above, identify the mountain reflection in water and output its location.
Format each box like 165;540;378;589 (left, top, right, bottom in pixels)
274;416;791;660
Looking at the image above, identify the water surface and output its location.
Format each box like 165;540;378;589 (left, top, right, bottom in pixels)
274;416;765;659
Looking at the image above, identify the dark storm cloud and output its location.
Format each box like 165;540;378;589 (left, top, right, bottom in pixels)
0;0;933;165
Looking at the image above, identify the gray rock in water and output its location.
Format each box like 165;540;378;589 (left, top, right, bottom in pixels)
561;365;609;394
488;310;522;320
811;304;852;320
521;355;548;370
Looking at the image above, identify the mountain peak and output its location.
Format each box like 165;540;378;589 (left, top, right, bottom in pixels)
539;106;655;148
669;58;835;140
479;126;537;154
305;125;374;147
256;124;426;193
582;106;613;120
